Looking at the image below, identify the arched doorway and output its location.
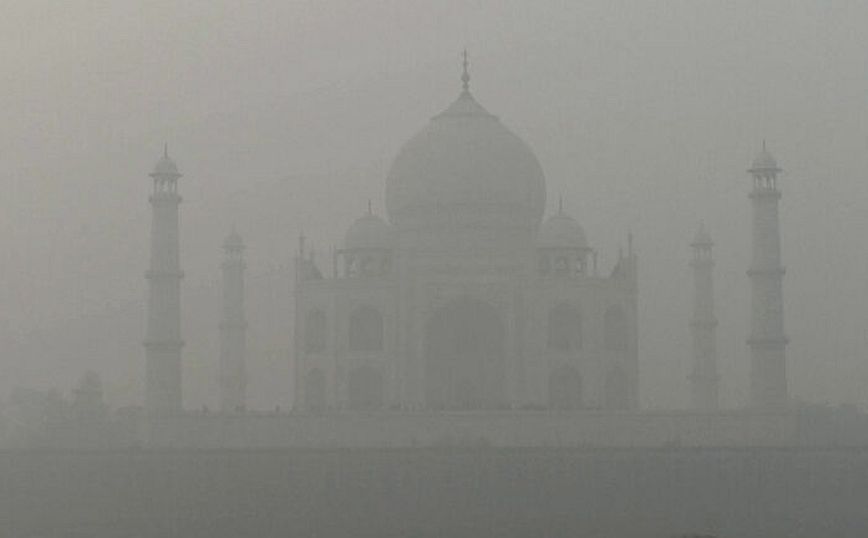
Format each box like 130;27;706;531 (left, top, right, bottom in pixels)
424;298;506;410
605;367;630;410
304;368;326;411
304;309;327;353
347;366;383;410
547;303;582;352
604;305;628;353
348;305;383;352
548;365;583;410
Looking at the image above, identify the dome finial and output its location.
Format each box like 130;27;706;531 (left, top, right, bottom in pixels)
461;49;470;93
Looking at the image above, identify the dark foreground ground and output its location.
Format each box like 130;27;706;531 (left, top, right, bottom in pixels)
1;447;866;537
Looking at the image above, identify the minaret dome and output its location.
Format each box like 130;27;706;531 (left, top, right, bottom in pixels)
151;144;181;179
748;141;781;174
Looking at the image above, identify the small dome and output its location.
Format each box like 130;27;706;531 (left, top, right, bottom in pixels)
538;212;589;250
691;222;713;247
151;146;180;177
344;212;395;250
223;229;244;250
749;144;780;173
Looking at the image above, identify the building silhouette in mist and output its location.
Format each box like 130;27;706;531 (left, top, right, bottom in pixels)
144;145;184;414
747;144;788;409
689;222;719;411
293;57;637;413
219;229;247;413
140;57;794;446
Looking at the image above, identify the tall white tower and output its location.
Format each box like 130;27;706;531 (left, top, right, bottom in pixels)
690;223;719;411
144;146;184;414
747;143;788;409
219;229;247;413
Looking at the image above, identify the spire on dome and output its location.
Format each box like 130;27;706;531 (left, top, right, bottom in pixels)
461;49;470;93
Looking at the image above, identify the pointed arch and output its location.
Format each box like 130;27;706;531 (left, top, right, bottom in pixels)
304;368;326;411
605;367;631;410
604;305;628;352
424;297;506;410
547;303;582;352
548;365;583;410
348;305;384;352
304;309;327;353
347;366;384;410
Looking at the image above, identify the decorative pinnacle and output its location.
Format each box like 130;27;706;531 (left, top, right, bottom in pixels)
692;220;714;248
461;49;470;92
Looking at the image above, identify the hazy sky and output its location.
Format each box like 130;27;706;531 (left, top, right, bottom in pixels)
2;0;867;409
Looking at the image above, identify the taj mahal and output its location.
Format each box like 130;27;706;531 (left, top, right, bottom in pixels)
140;57;792;448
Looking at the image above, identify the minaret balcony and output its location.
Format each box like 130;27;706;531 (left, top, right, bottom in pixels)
145;269;185;279
749;188;781;200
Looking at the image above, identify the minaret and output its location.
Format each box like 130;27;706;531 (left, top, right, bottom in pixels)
144;145;184;414
461;48;471;93
690;222;719;411
747;142;788;409
219;229;247;413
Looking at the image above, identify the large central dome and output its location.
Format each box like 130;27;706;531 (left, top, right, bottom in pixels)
385;85;546;231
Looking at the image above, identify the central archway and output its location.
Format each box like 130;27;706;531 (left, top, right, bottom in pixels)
548;365;583;410
347;366;383;410
424;297;506;410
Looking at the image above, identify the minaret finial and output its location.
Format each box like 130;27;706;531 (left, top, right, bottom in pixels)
367;198;372;215
762;139;767;152
558;194;564;215
461;49;470;92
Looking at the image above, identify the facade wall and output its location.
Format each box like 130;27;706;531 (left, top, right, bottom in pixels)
295;277;399;410
295;247;637;412
530;274;637;410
